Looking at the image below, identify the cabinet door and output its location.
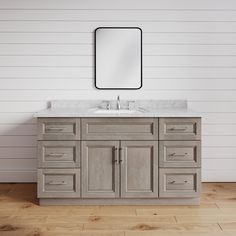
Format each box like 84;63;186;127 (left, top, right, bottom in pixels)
120;141;158;198
82;141;120;198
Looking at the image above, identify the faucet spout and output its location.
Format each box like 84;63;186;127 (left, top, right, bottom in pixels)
117;95;121;110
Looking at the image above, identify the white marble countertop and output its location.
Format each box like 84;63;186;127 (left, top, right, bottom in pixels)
35;100;201;118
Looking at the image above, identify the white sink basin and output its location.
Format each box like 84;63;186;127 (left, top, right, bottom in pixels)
94;109;138;114
94;108;148;114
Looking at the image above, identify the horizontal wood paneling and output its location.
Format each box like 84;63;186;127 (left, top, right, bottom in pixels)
2;32;236;44
1;10;236;21
0;113;36;123
203;159;236;170
0;158;36;170
203;136;236;147
0;136;36;147
0;0;235;10
145;33;236;45
2;44;236;56
202;170;236;182
1;21;236;33
0;170;36;182
1;55;236;67
203;124;236;136
0;91;236;102
1;78;236;90
0;124;37;135
0;0;236;182
0;101;47;112
203;147;236;159
0;147;36;159
2;67;236;78
189;102;236;112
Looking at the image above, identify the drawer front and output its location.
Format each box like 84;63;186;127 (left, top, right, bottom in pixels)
38;169;80;198
38;118;80;140
159;168;201;198
159;118;201;140
159;141;201;167
82;118;158;140
38;141;80;168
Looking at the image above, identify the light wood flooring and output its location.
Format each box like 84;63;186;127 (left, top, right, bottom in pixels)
0;183;236;236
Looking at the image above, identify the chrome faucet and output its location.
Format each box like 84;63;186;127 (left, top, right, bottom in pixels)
117;95;121;110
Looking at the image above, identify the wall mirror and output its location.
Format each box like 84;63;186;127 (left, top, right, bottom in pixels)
95;27;142;90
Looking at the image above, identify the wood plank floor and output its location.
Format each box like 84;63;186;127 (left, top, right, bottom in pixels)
0;183;236;236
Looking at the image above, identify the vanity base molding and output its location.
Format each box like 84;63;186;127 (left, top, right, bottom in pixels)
40;198;200;206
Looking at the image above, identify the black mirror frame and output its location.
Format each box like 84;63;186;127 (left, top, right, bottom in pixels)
94;27;143;90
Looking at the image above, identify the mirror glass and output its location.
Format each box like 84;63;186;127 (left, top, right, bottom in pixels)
95;27;142;89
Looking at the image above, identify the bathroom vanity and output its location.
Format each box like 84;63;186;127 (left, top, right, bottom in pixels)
35;100;201;205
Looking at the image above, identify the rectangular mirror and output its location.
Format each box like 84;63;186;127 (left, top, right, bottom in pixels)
95;27;142;90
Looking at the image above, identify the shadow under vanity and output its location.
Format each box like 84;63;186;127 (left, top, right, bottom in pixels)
35;100;201;205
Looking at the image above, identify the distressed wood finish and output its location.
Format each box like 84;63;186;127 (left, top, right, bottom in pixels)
81;118;158;140
37;116;201;205
120;141;158;198
37;169;80;198
38;118;80;140
159;168;201;198
159;140;201;168
159;118;201;140
81;141;120;198
38;141;80;168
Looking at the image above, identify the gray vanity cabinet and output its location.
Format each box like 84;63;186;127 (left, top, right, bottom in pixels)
120;141;158;198
81;141;120;198
37;117;201;205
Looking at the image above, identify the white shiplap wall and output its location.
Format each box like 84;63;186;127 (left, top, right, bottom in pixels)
0;0;236;182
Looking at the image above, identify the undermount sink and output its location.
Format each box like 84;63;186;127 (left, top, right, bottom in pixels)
94;108;147;114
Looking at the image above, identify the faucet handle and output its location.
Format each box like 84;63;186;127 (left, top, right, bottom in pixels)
127;100;135;110
102;100;111;110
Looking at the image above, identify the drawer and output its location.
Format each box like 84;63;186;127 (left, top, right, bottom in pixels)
159;118;201;140
81;118;158;140
38;169;80;198
159;141;201;167
38;118;80;140
38;141;80;168
159;168;201;198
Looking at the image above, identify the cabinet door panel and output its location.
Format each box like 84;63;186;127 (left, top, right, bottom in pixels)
120;141;158;198
82;141;119;198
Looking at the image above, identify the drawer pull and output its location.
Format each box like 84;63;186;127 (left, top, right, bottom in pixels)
113;147;119;164
119;147;123;163
46;127;65;131
168;180;188;185
47;153;66;157
167;127;187;131
46;180;67;185
169;153;188;158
